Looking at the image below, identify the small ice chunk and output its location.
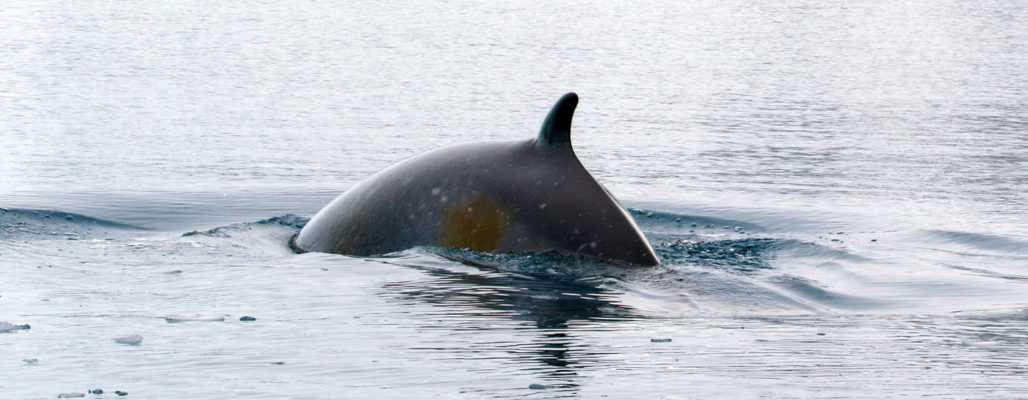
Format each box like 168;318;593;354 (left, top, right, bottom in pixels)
0;321;31;333
114;334;143;346
114;391;128;396
58;393;84;398
650;338;672;343
164;315;225;323
89;389;103;395
528;384;548;390
23;358;39;365
239;316;257;322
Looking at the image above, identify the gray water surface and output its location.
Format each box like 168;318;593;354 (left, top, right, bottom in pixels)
2;1;1027;398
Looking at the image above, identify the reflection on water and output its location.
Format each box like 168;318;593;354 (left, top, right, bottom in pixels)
379;257;635;325
378;254;634;395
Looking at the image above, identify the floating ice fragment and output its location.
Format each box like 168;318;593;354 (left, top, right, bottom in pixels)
528;384;548;390
89;389;103;395
114;390;128;396
23;358;39;365
114;334;143;346
57;393;84;398
239;316;257;322
0;321;31;333
164;314;225;323
650;338;672;343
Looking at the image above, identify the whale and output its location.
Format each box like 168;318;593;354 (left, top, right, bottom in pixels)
294;93;660;266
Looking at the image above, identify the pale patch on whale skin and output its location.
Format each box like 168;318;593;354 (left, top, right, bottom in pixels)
295;93;660;266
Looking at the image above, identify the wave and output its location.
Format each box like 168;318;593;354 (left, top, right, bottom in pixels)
181;214;309;238
922;229;1028;254
0;208;145;240
629;207;764;233
3;205;882;315
0;208;144;229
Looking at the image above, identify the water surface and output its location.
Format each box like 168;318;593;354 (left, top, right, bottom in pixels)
2;0;1027;398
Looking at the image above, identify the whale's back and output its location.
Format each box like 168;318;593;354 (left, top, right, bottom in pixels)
295;93;659;266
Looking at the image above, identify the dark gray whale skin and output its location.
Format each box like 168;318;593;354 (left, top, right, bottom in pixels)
294;93;660;266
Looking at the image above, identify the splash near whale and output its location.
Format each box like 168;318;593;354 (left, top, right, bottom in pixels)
294;93;659;266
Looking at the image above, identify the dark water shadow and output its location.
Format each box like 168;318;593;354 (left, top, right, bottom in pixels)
375;252;638;396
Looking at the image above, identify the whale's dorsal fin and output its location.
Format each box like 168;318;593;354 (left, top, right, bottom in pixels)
537;92;578;146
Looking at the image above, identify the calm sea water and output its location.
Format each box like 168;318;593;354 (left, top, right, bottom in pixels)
2;0;1027;398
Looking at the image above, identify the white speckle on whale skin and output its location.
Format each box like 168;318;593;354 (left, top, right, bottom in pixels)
538;203;547;209
430;187;441;196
